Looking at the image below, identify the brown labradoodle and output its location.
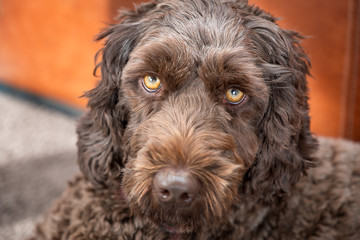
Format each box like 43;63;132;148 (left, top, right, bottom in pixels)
31;0;360;239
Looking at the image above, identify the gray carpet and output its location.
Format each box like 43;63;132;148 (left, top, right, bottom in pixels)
0;92;80;240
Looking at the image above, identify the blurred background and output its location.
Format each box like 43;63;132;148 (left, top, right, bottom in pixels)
0;0;359;239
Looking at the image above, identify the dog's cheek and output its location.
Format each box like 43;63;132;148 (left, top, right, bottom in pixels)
214;101;264;168
121;159;151;202
224;117;261;168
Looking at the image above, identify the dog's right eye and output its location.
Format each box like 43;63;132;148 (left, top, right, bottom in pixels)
143;76;162;92
225;88;246;105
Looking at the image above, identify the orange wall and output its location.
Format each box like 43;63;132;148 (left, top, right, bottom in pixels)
0;0;109;108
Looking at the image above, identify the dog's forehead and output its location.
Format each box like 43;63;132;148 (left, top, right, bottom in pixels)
144;0;247;50
128;1;252;75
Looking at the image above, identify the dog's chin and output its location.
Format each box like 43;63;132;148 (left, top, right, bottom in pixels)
151;217;201;234
150;210;201;234
132;201;206;234
157;221;198;234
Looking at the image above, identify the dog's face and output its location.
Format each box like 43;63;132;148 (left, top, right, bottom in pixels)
77;0;317;234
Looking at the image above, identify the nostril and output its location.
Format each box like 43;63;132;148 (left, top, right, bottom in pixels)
160;189;171;199
180;192;191;202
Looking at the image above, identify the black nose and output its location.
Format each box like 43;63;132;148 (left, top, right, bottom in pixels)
153;168;200;207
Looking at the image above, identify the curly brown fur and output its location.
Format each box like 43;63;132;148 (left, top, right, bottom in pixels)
31;0;360;239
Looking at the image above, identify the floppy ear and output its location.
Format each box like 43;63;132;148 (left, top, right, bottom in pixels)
242;16;318;204
77;2;157;187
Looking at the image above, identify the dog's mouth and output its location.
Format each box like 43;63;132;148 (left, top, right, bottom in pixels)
120;187;201;233
144;202;203;234
160;223;180;233
122;181;235;235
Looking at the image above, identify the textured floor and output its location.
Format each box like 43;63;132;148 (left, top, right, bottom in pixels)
0;92;80;240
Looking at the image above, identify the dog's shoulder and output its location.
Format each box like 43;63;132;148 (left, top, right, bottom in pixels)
289;137;360;238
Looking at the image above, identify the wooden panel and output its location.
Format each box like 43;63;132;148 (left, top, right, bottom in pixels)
250;0;360;141
0;0;109;108
343;0;360;141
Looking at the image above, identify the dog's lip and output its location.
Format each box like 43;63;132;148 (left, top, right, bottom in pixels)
160;223;179;233
117;187;127;202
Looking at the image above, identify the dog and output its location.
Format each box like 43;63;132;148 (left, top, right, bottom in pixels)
31;0;360;239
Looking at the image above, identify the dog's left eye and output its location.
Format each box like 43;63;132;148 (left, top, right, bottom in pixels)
225;88;246;104
143;75;162;92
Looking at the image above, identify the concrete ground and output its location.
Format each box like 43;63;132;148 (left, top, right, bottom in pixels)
0;92;80;240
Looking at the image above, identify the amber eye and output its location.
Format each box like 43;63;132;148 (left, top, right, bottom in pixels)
225;88;245;104
143;75;162;92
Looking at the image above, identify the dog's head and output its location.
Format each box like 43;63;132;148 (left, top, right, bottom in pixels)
77;0;317;233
